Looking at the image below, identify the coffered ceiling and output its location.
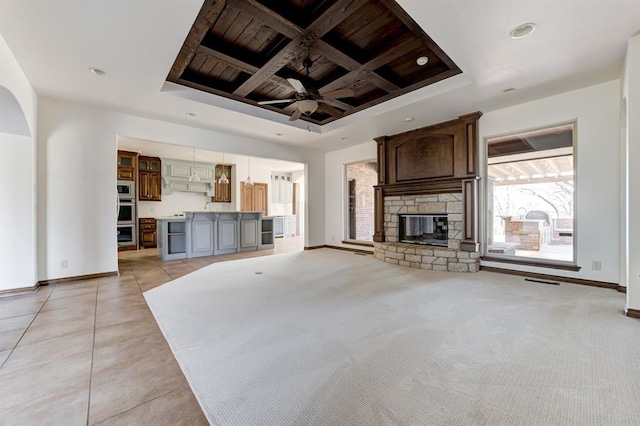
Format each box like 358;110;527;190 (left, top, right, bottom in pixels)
0;0;638;151
167;0;460;124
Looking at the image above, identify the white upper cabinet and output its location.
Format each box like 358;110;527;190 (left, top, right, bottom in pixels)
161;158;216;195
271;173;292;203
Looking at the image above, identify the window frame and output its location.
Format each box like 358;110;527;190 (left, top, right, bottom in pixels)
482;120;579;270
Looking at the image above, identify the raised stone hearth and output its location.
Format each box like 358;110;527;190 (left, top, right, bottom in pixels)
373;194;480;272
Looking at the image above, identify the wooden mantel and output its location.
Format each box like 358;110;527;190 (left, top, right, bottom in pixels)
373;112;482;251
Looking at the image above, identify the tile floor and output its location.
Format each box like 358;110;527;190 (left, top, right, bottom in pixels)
0;236;304;425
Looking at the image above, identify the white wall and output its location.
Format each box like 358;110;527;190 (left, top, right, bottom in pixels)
138;192;211;218
480;80;621;283
622;34;640;311
0;34;38;291
37;98;325;280
325;141;377;243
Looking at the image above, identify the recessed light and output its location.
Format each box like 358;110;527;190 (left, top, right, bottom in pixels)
416;56;429;66
88;67;106;76
403;117;414;122
510;22;536;39
502;87;517;94
185;112;197;118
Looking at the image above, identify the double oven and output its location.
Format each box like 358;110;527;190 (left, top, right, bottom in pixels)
117;180;136;248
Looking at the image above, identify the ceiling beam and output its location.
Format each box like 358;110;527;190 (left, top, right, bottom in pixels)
314;41;400;93
320;36;420;93
167;0;226;82
196;45;293;91
232;0;368;97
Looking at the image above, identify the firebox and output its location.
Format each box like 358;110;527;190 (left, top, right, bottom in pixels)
399;214;448;246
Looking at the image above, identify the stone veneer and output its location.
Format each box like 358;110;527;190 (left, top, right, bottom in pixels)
373;194;480;272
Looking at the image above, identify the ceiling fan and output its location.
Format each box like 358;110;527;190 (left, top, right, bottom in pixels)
257;59;354;121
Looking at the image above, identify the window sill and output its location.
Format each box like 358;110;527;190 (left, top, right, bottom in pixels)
481;256;581;271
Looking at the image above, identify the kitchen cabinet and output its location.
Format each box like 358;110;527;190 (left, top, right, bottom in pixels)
139;218;157;248
217;219;237;252
284;215;296;237
273;215;296;237
117;150;137;181
213;165;232;203
139;170;161;201
139;156;161;172
240;218;258;249
157;219;187;260
271;173;292;203
161;158;215;195
165;162;214;180
241;182;268;216
259;217;274;249
189;217;214;257
139;156;161;201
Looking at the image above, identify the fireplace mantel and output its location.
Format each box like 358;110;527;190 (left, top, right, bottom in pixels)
373;112;482;252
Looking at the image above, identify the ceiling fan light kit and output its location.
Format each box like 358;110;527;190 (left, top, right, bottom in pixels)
297;99;319;115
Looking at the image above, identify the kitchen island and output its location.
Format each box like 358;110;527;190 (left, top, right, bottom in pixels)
157;212;273;260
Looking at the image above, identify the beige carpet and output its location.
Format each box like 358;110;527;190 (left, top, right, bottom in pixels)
144;249;639;425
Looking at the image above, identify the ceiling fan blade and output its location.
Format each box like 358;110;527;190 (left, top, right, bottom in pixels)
320;87;354;100
287;78;307;94
257;99;295;105
289;108;303;121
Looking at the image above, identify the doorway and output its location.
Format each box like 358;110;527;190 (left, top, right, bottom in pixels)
345;161;378;242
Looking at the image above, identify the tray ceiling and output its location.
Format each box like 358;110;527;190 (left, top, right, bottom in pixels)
167;0;461;125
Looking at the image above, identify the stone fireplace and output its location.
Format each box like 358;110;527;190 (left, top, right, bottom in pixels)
372;113;482;273
374;194;480;272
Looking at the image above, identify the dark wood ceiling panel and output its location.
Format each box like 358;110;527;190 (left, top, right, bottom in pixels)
255;0;335;28
168;0;461;124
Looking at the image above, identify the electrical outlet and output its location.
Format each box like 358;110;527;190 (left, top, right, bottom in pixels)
592;261;601;271
61;260;68;269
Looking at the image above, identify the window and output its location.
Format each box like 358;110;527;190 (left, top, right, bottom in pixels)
485;123;575;264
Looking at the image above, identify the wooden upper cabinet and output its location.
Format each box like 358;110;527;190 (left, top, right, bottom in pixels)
117;150;137;181
213;165;232;203
138;156;162;201
139;156;161;172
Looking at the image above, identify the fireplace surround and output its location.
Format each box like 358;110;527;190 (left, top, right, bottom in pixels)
372;112;482;273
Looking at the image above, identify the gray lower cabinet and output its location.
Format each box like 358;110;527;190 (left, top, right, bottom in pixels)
241;220;258;248
157;219;187;260
159;212;264;260
216;218;237;254
188;216;214;257
259;217;274;249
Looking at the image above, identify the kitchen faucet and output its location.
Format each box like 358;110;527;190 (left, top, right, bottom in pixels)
204;201;211;211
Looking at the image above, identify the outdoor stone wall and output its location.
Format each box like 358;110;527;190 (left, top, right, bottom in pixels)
551;217;574;245
376;193;480;272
